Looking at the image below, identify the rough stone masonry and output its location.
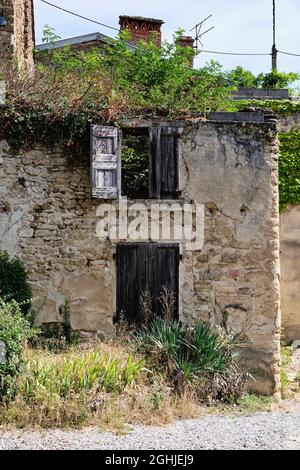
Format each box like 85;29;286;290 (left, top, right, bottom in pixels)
0;115;281;395
0;0;34;69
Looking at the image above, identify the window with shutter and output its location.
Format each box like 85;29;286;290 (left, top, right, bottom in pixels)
90;125;121;199
149;127;181;199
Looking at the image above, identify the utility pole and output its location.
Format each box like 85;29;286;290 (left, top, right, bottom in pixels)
272;0;278;70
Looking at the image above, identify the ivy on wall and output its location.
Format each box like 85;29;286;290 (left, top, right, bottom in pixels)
0;104;94;156
279;130;300;211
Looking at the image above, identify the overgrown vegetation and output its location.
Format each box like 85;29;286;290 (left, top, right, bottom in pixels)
0;331;247;429
0;251;32;315
0;291;249;429
0;31;234;151
9;31;298;148
279;130;300;210
134;318;247;402
0;300;36;397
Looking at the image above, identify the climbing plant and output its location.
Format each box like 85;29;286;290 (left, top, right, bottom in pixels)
279;130;300;210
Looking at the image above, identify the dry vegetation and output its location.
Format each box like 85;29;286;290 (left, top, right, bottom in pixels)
0;340;206;431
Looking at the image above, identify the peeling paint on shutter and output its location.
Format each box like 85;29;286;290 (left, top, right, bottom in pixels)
91;125;121;199
149;127;182;199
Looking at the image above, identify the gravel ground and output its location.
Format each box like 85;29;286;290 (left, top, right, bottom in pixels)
1;410;300;450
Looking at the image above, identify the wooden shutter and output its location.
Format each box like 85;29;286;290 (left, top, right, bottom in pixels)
116;243;149;325
150;243;179;321
91;125;121;199
116;243;179;325
149;127;180;199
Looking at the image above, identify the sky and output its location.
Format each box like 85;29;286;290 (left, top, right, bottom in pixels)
33;0;300;76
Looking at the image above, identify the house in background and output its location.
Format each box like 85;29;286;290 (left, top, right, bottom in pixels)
35;14;195;66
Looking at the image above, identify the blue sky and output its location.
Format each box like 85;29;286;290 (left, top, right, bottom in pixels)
34;0;300;76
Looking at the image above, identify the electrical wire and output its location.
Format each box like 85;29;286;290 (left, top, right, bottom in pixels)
40;0;119;32
39;1;300;59
278;50;300;57
199;50;270;56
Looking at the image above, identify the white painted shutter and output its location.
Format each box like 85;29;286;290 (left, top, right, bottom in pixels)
91;125;121;199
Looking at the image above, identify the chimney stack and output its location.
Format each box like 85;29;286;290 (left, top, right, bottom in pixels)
119;15;164;47
177;36;195;68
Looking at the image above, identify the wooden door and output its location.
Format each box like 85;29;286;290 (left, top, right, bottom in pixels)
116;243;179;325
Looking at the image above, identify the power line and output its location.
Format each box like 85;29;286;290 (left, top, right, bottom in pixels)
39;0;300;60
199;50;270;56
278;50;300;57
40;0;119;32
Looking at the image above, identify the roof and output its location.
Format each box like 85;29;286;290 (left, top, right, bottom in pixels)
35;32;114;51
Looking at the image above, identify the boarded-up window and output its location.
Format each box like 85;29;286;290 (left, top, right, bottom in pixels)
116;243;180;325
149;127;181;199
90;126;121;199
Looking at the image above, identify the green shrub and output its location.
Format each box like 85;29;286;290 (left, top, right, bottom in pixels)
134;318;246;402
0;251;32;315
226;66;299;89
256;70;300;89
0;300;36;397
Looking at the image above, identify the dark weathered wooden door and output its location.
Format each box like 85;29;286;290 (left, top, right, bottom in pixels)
116;243;179;325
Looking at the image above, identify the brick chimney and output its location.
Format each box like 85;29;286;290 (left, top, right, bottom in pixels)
119;15;164;47
177;36;195;68
0;0;35;70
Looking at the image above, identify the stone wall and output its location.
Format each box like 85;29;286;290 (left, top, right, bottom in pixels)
278;113;300;133
0;0;34;69
232;88;289;101
280;205;300;342
0;118;280;394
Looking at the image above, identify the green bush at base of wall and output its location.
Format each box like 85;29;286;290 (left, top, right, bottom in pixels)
0;300;36;397
0;251;32;315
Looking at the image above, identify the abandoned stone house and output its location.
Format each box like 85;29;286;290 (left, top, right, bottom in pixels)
0;1;299;396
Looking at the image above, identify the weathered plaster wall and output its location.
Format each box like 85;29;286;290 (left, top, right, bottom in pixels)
0;119;280;394
0;0;34;69
180;121;281;394
280;205;300;342
277;113;300;133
